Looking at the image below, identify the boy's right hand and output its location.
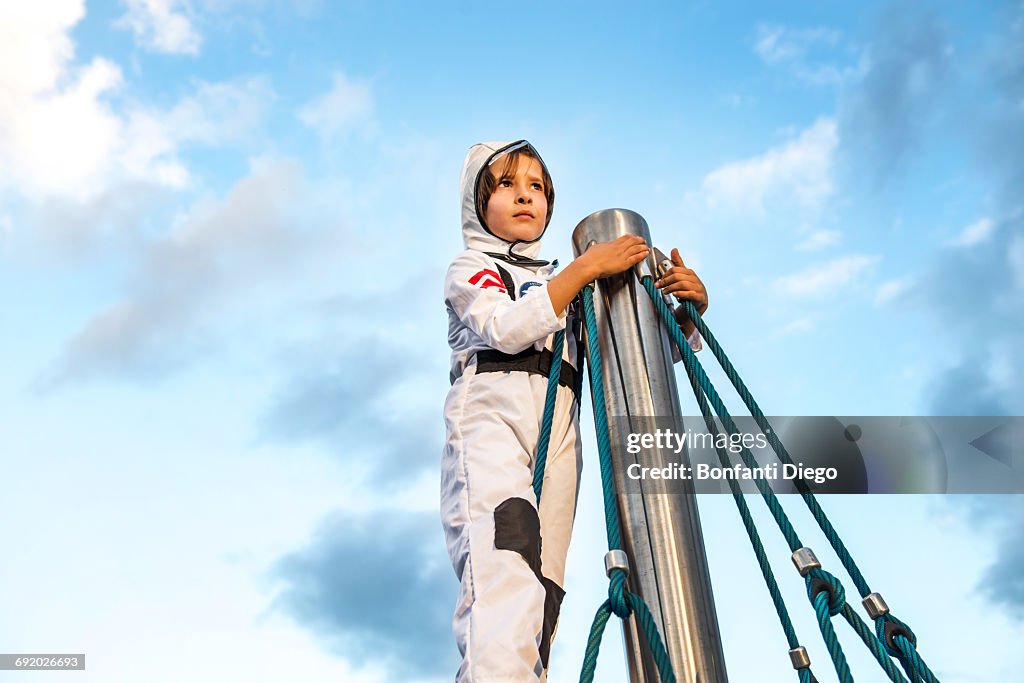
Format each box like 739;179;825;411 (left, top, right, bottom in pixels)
582;235;650;280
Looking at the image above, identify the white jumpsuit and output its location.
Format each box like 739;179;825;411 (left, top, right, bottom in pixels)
440;141;583;682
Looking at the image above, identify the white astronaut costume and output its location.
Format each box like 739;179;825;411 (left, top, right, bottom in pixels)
440;140;583;682
440;140;702;681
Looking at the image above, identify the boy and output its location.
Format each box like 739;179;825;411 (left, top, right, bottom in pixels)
440;140;707;682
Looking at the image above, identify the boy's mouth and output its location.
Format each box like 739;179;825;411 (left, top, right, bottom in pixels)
514;211;534;219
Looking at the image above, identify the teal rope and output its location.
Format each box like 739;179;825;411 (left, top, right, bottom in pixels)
573;272;936;683
580;287;623;553
533;329;565;500
676;322;818;682
840;605;908;683
662;282;939;683
637;276;805;551
670;293;872;598
579;601;613;683
894;635;939;683
577;284;676;683
875;614;938;683
812;590;853;682
627;592;676;679
638;275;933;683
641;275;862;677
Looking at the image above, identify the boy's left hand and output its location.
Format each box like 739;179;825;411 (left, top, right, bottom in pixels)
655;248;709;316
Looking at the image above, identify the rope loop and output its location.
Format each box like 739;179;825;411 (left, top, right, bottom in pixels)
608;568;631;619
806;568;846;617
875;613;918;658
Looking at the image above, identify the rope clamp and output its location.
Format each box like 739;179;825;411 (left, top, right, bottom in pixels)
650;247;671;280
862;592;889;619
788;646;811;670
791;547;821;576
604;549;630;578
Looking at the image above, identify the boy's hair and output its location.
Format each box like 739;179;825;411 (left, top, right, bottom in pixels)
477;147;555;231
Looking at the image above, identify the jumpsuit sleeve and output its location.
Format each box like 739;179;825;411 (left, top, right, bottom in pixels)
687;328;702;352
669;323;702;364
445;252;567;354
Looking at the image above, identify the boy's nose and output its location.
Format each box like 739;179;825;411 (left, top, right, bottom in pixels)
516;193;531;204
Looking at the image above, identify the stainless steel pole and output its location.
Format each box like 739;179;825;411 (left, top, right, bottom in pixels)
572;208;729;683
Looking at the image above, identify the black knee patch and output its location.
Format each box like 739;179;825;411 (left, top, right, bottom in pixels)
493;497;542;579
539;576;566;669
493;497;566;670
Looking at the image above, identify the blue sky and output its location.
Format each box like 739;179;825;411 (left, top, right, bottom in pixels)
1;1;1022;681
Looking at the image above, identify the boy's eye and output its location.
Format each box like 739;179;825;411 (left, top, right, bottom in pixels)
532;183;544;191
499;179;513;187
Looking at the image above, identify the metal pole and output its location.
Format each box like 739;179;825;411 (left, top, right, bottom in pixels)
573;208;729;683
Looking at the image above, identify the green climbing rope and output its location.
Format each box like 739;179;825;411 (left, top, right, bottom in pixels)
673;324;824;683
638;272;940;683
578;284;677;683
533;328;564;501
533;262;940;683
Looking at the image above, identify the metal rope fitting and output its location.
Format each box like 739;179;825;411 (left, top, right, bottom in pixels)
788;646;811;670
651;247;671;278
604;549;630;578
863;592;890;619
791;547;821;576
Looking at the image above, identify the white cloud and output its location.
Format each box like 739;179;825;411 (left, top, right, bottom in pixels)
3;58;126;199
795;229;841;251
766;316;815;341
875;277;912;305
721;92;756;108
773;254;880;299
0;4;127;201
116;0;201;55
0;2;270;204
0;2;82;96
0;214;11;250
792;58;869;87
754;24;865;87
119;76;274;188
37;157;331;385
298;71;373;138
167;77;274;144
948;217;994;247
755;25;840;64
700;118;838;216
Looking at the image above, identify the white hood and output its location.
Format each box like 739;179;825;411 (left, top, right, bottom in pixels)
459;140;552;264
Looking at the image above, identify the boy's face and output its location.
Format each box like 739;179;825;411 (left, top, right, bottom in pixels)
484;156;548;243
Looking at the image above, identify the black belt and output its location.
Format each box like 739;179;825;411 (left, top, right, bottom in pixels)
473;347;579;397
